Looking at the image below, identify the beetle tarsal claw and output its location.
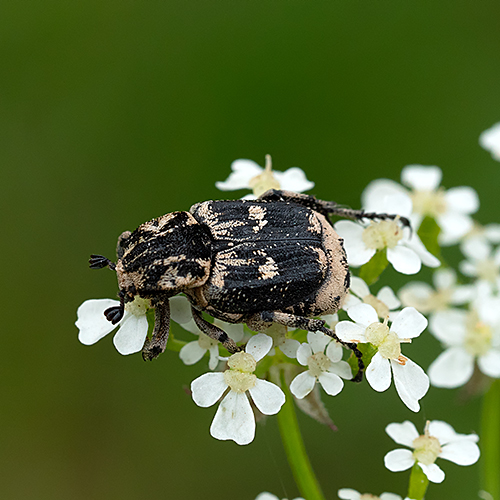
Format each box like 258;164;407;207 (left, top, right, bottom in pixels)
104;305;124;324
89;254;116;270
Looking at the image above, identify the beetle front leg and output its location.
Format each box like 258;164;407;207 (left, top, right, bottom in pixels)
261;311;364;382
142;299;170;361
191;308;242;354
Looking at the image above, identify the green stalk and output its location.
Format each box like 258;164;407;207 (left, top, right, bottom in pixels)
407;463;429;500
276;370;326;500
481;379;500;499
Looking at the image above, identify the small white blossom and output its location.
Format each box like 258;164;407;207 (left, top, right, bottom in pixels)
480;122;500;161
384;420;480;483
215;155;314;198
335;304;429;411
460;238;500;289
255;493;304;500
76;296;149;355
362;166;479;245
263;323;301;359
399;268;475;321
344;276;401;320
428;308;500;388
335;193;439;275
191;334;285;445
290;331;351;399
338;488;412;500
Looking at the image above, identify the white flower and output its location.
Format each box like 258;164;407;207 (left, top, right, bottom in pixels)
255;493;304;500
191;334;285;445
171;296;245;370
480;122;500;161
290;331;351;399
335;193;439;275
344;276;401;320
215;155;314;198
76;296;149;355
362;166;479;245
338;488;412;500
399;268;475;320
428;308;500;388
460;238;500;289
335;304;429;411
384;420;480;483
262;323;301;359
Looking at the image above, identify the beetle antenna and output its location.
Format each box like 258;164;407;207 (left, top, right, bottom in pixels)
89;254;116;271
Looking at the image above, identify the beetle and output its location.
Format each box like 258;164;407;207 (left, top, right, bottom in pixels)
90;189;409;379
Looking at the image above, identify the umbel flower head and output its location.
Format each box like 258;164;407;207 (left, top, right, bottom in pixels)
215;155;314;198
335;304;429;411
191;334;285;445
384;420;480;483
480;122;500;161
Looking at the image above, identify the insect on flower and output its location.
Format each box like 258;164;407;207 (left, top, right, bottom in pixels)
88;189;410;377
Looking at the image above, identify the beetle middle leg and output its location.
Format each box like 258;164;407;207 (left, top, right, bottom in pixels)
261;310;364;382
191;307;242;354
142;299;170;361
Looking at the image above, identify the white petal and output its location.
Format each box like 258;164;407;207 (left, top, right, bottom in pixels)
246;333;273;361
427;421;459;444
223;322;245;342
326;341;343;363
215;159;262;191
391;307;427;339
387;246;421;275
347;303;379;327
405;233;440;268
249;379;285;415
398;282;433;311
433;268;456;290
290;371;316;399
350;276;370;297
377;286;401;310
480;122;500;160
113;314;148;355
445;187;479;215
391;358;429;412
255;494;279;500
335;321;367;343
485;223;500;242
307;331;331;354
429;310;467;345
428;348;474;388
322;313;339;328
296;342;313;366
437;213;473;243
384;449;415;472
191;372;228;407
440;440;480;465
334;221;375;266
382;193;413;217
386;421;419;447
168;296;192;324
401;165;442;191
380;494;404;500
179;341;207;365
478;349;500;378
210;391;255;445
280;338;300;358
337;488;362;500
366;352;392;392
275;167;314;192
328;360;352;379
179;318;202;335
318;372;344;396
461;237;491;261
76;299;120;345
450;285;476;305
418;462;445;483
362;178;408;212
208;345;220;370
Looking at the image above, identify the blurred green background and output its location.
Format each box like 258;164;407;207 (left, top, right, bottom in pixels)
2;1;500;499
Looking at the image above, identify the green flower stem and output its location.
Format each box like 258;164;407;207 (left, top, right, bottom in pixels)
481;379;500;499
276;370;326;500
407;463;429;500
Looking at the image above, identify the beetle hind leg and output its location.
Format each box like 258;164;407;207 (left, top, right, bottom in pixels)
142;299;170;361
261;311;364;382
191;308;242;354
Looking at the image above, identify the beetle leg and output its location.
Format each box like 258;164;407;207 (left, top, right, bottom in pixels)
261;311;364;382
326;207;411;231
142;299;170;361
89;254;116;270
191;308;242;354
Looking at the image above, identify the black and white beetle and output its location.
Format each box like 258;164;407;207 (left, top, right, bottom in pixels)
90;189;409;380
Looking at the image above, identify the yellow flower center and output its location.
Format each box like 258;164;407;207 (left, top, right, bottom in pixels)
464;312;493;357
307;352;332;378
411;188;447;217
362;220;403;250
125;297;150;316
475;258;499;283
360;495;380;500
400;288;452;314
249;154;280;197
224;352;257;393
363;294;390;319
412;422;442;465
365;320;403;360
